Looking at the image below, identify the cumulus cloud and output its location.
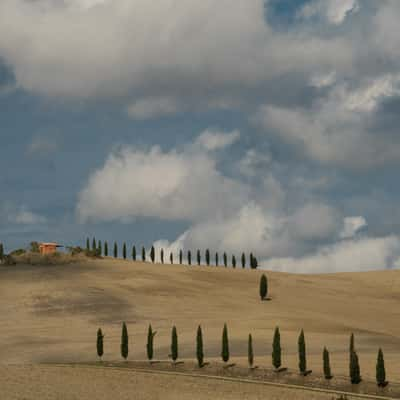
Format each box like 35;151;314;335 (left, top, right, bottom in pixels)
340;216;367;239
195;129;240;151
0;204;47;225
126;97;180;120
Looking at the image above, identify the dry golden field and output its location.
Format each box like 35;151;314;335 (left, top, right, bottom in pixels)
1;258;399;399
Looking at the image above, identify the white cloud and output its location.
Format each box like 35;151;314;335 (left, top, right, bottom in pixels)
126;97;180;120
299;0;359;25
77;143;248;223
340;216;367;239
195;129;240;151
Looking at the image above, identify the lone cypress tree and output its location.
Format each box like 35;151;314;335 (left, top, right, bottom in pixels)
92;237;97;251
97;328;104;360
205;249;210;266
121;322;129;360
196;325;204;368
272;326;281;369
86;238;90;251
298;329;307;375
98;240;102;256
0;243;4;260
188;250;192;265
350;333;355;354
171;326;178;363
250;255;258;269
223;252;227;267
113;242;118;258
170;252;173;264
132;245;136;261
104;241;108;257
350;350;361;384
142;246;146;262
215;252;219;266
376;348;387;387
147;324;156;362
197;249;201;266
221;323;230;363
179;250;183;265
259;274;268;300
241;253;246;269
123;243;127;259
150;246;155;263
323;347;332;379
161;248;164;264
232;255;236;268
248;333;254;368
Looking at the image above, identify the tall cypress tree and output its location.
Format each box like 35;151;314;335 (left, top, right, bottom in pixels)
142;246;146;262
272;326;281;369
215;252;219;266
376;348;386;387
97;328;104;360
132;245;136;261
250;254;258;269
147;324;156;362
179;250;183;265
86;238;90;251
170;252;173;264
221;323;230;363
205;249;210;266
248;333;254;368
232;255;236;268
223;252;227;267
98;240;102;256
298;329;307;375
104;241;108;257
150;246;155;263
349;333;355;380
260;274;268;300
171;326;178;363
323;347;332;379
350;350;361;384
241;253;246;269
113;242;118;258
188;250;192;266
121;322;129;360
92;237;97;251
161;248;164;264
197;249;201;266
0;243;4;260
196;325;204;368
123;243;127;259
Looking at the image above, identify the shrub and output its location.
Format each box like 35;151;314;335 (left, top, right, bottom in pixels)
30;241;40;253
272;326;281;369
259;274;268;300
97;328;104;360
121;322;129;360
10;248;26;256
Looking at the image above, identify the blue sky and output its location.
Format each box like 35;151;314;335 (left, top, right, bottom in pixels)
1;0;400;272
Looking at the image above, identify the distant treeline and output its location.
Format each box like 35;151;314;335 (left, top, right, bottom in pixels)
86;237;258;269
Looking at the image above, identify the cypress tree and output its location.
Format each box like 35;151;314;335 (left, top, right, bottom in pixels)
92;237;97;251
161;248;164;264
232;255;236;268
376;348;386;387
132;245;136;261
259;274;268;300
223;252;227;267
86;238;90;251
98;240;102;256
171;326;178;363
196;325;204;368
121;322;129;360
113;242;118;258
150;246;155;263
188;250;192;266
179;250;183;265
170;252;173;264
221;323;230;363
323;347;332;379
104;241;108;257
272;326;281;369
147;324;156;362
350;350;361;384
215;252;219;266
298;329;307;375
241;253;246;269
97;328;104;360
349;333;355;379
248;333;254;368
142;246;146;262
205;249;210;266
0;243;4;260
197;249;201;266
250;254;258;269
123;243;127;259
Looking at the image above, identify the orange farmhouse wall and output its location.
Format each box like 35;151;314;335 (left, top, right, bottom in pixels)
39;244;58;255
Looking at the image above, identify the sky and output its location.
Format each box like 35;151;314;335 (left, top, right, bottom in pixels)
1;0;400;273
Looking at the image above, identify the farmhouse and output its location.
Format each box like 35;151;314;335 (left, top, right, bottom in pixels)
39;243;62;255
